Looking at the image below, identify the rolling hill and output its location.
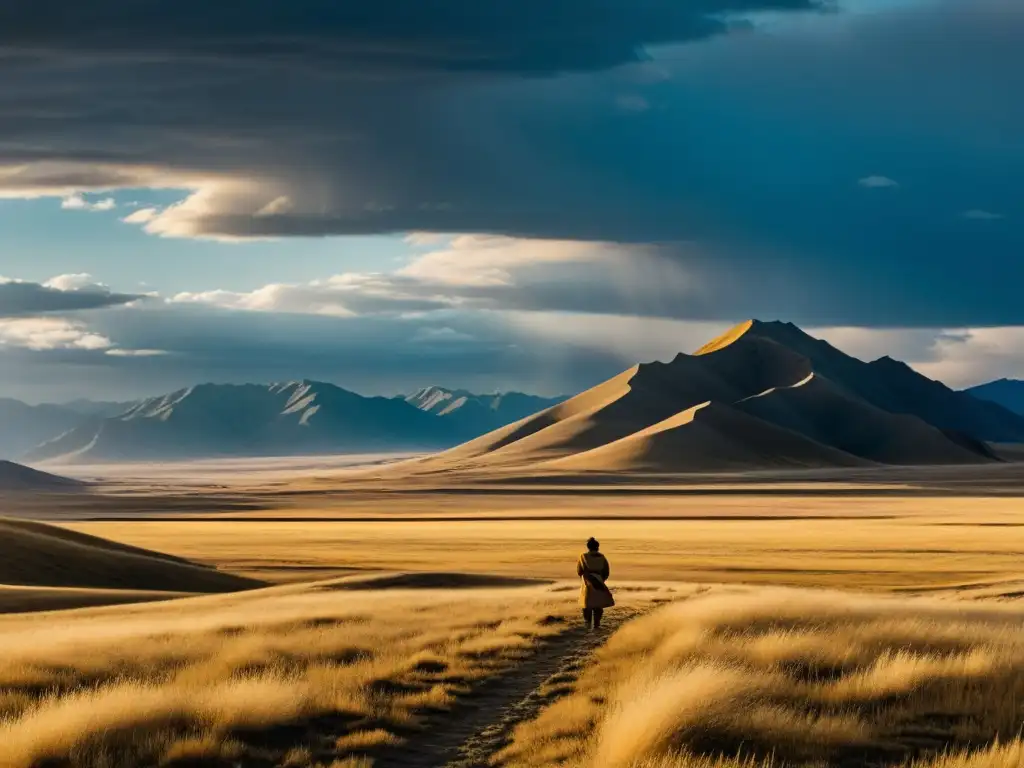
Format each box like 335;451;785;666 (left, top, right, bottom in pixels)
965;379;1024;416
26;381;461;463
0;460;86;492
0;517;258;593
408;320;1017;475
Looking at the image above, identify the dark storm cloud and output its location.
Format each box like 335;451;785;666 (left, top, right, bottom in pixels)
0;0;819;75
0;280;141;317
0;0;1021;327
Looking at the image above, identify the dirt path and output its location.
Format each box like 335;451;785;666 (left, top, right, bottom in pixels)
373;606;647;768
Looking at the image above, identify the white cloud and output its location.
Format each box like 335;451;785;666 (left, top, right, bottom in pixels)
397;235;618;288
132;180;293;242
812;325;1024;389
43;273;109;293
962;209;1004;221
0;162;192;199
60;194;117;212
914;327;1024;388
164;235;678;324
858;175;899;189
0;313;166;359
122;207;160;224
0;164;249;242
172;284;359;317
105;348;169;357
60;195;86;209
0;317;113;351
809;326;945;365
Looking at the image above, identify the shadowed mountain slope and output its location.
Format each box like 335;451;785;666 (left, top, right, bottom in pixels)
966;379;1024;416
0;400;84;459
546;398;869;472
735;373;989;465
408;320;1012;475
732;322;1024;443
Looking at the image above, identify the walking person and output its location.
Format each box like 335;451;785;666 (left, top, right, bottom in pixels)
578;537;614;630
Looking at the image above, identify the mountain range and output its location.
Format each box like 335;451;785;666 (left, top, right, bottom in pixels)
965;379;1024;417
20;383;562;464
0;398;134;459
408;320;1024;476
5;325;1024;467
402;387;564;435
0;399;85;459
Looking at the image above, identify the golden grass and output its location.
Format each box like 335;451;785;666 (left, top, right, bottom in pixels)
498;587;1024;768
66;494;1024;589
10;476;1024;766
0;578;638;768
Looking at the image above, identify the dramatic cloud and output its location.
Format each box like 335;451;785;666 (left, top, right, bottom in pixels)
18;303;636;401
167;236;719;321
3;261;1024;401
913;328;1024;388
0;276;141;317
814;326;1024;390
7;291;1023;403
0;1;819;75
0;0;1020;329
157;231;1018;329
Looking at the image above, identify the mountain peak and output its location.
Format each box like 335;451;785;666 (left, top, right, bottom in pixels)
868;356;920;377
693;320;756;356
872;355;904;366
693;319;808;356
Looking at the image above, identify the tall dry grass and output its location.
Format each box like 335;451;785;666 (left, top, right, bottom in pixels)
0;576;589;768
499;587;1024;768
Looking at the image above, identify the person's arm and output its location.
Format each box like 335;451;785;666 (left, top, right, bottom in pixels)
601;557;610;581
576;556;585;577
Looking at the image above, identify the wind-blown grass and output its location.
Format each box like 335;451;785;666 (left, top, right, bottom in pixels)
499;587;1024;768
0;577;592;768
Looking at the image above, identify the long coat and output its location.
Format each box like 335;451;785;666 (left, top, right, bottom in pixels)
577;551;615;609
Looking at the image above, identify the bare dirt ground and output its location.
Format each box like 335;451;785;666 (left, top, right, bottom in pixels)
375;601;655;768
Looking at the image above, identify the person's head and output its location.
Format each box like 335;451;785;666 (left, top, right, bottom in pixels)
586;537;600;552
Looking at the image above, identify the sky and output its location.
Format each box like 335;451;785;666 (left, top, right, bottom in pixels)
0;0;1022;402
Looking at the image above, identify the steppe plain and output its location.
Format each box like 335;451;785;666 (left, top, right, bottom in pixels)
2;455;1024;767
